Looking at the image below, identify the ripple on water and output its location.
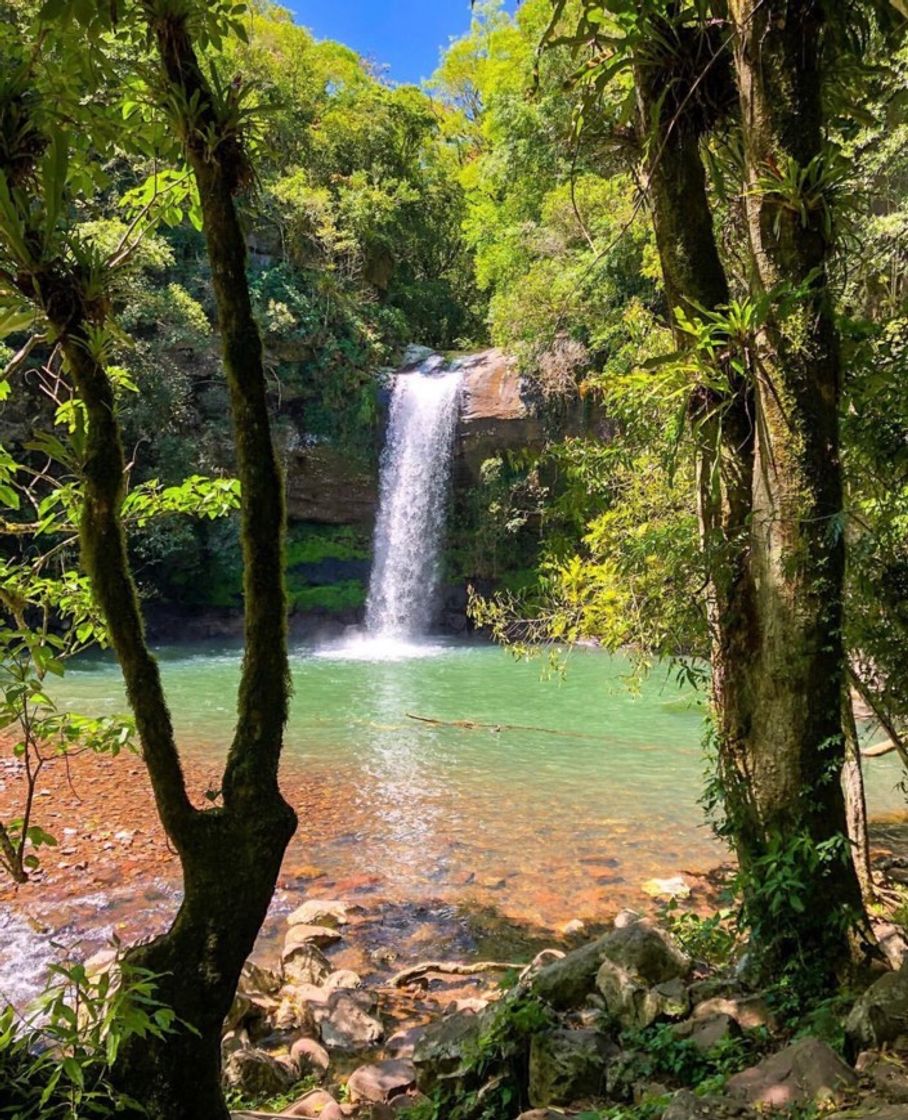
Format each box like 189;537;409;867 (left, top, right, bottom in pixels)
0;909;60;1012
311;634;460;662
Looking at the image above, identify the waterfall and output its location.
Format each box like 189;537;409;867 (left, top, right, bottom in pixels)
366;358;464;639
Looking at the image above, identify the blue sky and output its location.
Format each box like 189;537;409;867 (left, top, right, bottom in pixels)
287;1;501;85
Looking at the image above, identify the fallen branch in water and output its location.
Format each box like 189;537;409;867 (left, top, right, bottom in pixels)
390;949;564;988
389;960;524;987
863;740;897;758
405;713;608;742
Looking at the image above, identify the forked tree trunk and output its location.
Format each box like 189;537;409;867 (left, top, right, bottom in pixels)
104;11;301;1116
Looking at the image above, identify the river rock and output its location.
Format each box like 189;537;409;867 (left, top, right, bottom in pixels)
319;991;383;1050
324;969;361;990
847;966;908;1055
222;1046;297;1097
239;959;283;997
280;1088;342;1118
412;1008;486;1092
596;964;689;1031
290;1036;331;1078
273;989;319;1035
347;1059;417;1103
284;924;343;952
600;915;690;985
671;1012;738;1052
691;994;776;1032
528;1027;615;1107
287;900;350;929
532;936;614;1010
726;1037;858;1108
385;1025;426;1058
283;942;333;986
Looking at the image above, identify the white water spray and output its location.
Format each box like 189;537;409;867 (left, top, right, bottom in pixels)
365;358;464;640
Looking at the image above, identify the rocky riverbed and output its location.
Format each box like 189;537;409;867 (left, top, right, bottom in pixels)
199;904;908;1120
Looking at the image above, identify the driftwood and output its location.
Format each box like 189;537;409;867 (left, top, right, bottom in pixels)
389;948;565;989
389;960;525;987
863;739;897;758
406;713;608;743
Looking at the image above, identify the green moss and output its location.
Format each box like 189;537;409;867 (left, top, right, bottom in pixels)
285;524;370;567
288;580;366;612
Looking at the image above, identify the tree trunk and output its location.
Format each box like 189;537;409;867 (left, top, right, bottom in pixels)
629;0;867;982
726;0;865;973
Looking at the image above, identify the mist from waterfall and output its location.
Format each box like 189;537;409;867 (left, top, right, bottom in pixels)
365;358;464;641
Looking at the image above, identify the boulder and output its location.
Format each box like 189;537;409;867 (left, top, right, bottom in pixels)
412;1008;486;1092
287;900;350;929
283;943;333;987
279;1088;342;1118
284;924;343;952
599;916;690;985
324;969;361;990
319;991;383;1051
222;1046;297;1098
846;966;908;1056
528;1027;615;1107
726;1037;858;1109
290;1036;331;1078
273;989;319;1035
671;1012;738;1053
596;962;689;1030
385;1025;426;1058
346;1059;417;1104
532;935;615;1010
691;994;776;1032
239;960;283;997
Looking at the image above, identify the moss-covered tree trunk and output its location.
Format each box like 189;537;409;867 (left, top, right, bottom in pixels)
724;0;864;972
630;1;865;981
94;9;301;1116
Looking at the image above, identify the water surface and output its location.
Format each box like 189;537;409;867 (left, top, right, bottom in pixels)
51;638;906;926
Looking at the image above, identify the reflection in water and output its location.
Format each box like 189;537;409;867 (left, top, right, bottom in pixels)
47;641;908;931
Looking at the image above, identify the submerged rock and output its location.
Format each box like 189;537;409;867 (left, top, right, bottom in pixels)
287;900;350;929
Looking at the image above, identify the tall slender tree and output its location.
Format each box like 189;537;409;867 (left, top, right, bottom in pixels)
0;3;297;1114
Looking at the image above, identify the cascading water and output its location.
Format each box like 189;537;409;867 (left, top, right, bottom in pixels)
365;358;464;640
